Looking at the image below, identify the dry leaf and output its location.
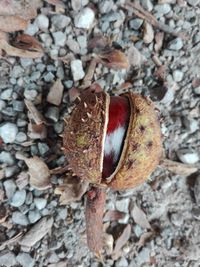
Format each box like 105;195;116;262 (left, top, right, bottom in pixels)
88;34;110;52
154;65;166;81
143;21;154;44
137;231;154;250
0;15;28;32
127;45;146;67
131;204;151;229
0;204;7;223
25;100;47;125
19;217;54;247
55;175;89;204
0;38;43;58
12;34;43;53
161;159;198;176
0;0;40;20
154;32;164;53
68;87;80;103
16;153;51;190
96;49;129;70
28;123;47;140
103;232;114;255
16;171;29;190
0;232;23;251
104;210;126;222
113;224;131;255
47;79;64;106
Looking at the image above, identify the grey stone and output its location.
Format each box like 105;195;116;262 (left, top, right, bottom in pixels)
99;0;113;14
20;58;33;68
116;198;130;213
38;142;49;155
15;132;27;143
154;3;171;14
177;149;199;164
54;121;64;134
194;86;200;95
36;14;49;30
66;39;80;54
12;211;29;225
129;18;143;30
43;72;55;82
56;66;64;79
36;63;46;72
45;106;59;122
135;247;150;265
0;151;14;165
34;198;47;210
16;253;35;267
24;89;38;100
1;88;13;100
74;7;95;29
0;251;17;267
0;123;18;143
183;117;198;133
51;15;71;29
64;80;73;89
116;257;128;267
24;23;39;36
141;0;153;11
173;70;184;82
3;179;16;199
13;100;25;112
168;38;183;50
30;71;41;82
0;99;6;111
5;166;18;177
70;59;85;81
40;33;52;46
12;65;24;78
187;0;199;6
52;31;66;46
11;190;26;207
28;210;41;224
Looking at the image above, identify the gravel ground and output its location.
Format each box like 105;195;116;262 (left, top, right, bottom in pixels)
0;0;200;266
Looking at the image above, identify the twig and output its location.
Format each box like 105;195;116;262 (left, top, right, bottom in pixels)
123;2;188;39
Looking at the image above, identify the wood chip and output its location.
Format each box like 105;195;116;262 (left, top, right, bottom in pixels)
12;34;44;53
104;210;126;222
143;21;154;44
47;79;64;106
160;159;198;176
16;154;51;190
113;224;131;255
25;100;47;125
55;175;89;204
19;217;54;247
0;15;28;32
0;38;43;58
131;204;151;229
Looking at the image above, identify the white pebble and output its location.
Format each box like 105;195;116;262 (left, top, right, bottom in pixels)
0;123;18;143
12;211;29;226
36;14;49;30
173;70;184;82
74;7;95;29
116;198;130;213
177;149;199;164
70;59;85;81
11;190;26;207
52;31;66;46
34;198;47;210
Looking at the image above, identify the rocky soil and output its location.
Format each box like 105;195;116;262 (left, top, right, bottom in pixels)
0;0;200;266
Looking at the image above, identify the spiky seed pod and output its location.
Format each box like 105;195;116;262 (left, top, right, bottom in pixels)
63;89;162;190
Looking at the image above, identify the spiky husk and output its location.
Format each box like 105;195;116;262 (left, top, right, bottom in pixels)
103;92;162;190
63;89;109;184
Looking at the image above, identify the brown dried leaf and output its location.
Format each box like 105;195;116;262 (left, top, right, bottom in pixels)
16;171;29;190
127;45;146;67
55;175;89;204
88;34;110;52
143;21;154;44
28;123;47;140
154;65;166;81
0;38;43;58
154;32;164;52
16;154;51;190
103;232;114;255
25;100;47;125
137;231;154;250
0;0;40;20
0;15;28;32
0;204;7;223
68;87;80;103
104;210;126;222
113;224;131;255
161;159;198;176
19;217;54;247
47;79;64;106
12;34;43;53
0;232;23;251
96;49;129;70
192;78;200;88
131;204;151;229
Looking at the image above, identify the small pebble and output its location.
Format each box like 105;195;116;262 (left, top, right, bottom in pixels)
3;179;16;199
45;107;60;122
38;142;49;155
0;151;15;166
154;4;171;14
141;0;153;11
20;58;33;68
70;59;85;81
12;211;29;225
12;100;25;112
28;210;41;224
5;166;18;178
36;14;49;30
51;15;71;29
12;66;24;78
0;123;18;143
0;99;6;111
129;18;143;30
183;117;198;133
177;149;199;164
116;198;130;213
194;86;200;95
43;72;55;82
10;190;26;207
15;132;27;143
52;31;66;46
115;257;128;267
0;251;17;267
24;89;37;100
173;70;184;82
16;253;35;267
187;0;199;6
34;198;47;210
74;7;95;29
24;23;39;36
1;88;13;100
168;38;183;50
